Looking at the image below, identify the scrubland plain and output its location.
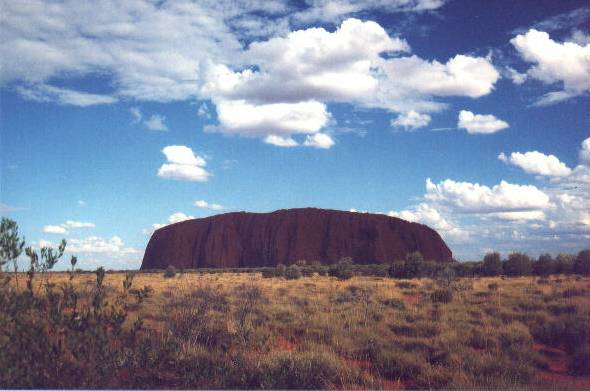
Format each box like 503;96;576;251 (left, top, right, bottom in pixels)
2;270;589;389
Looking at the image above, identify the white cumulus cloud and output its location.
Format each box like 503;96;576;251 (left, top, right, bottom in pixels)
42;225;68;234
161;145;206;166
511;29;590;105
150;212;195;232
388;202;468;239
211;99;330;137
379;55;499;101
303;133;335;149
202;18;408;104
457;110;509;134
264;135;299;147
67;236;139;255
42;220;95;234
157;145;210;182
487;210;547;221
498;151;572;177
425;178;551;213
391;110;431;130
200;18;499;145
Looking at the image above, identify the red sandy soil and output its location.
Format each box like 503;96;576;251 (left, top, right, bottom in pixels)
402;292;422;305
534;343;590;390
276;335;297;352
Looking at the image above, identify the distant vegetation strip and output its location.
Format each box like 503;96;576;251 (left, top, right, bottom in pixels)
140;250;590;280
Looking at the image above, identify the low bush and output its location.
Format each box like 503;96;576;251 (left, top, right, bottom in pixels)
482;252;503;276
330;258;355;280
390;321;440;338
382;298;406;310
547;303;577;315
285;265;302;280
468;328;498;350
261;351;346;389
503;253;532;276
561;287;585;298
532;315;589;352
396;281;418;289
498;322;532;349
374;349;425;381
430;289;453;303
163;265;176;278
568;345;590;376
574;250;590;275
275;264;287;277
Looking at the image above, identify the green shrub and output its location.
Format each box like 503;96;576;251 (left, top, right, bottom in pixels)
574;249;590;275
555;253;575;274
533;253;555;276
330;258;354;280
532;315;589;352
435;267;456;287
285;265;302;280
374;349;425;380
389;252;429;279
547;304;577;315
382;298;406;310
430;289;453;303
164;265;176;278
503;253;532;276
396;281;418;289
482;252;503;276
498;322;532;349
390;322;440;338
189;288;229;312
468;328;498;350
275;263;287;277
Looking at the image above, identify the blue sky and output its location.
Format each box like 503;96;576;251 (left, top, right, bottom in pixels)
1;0;589;269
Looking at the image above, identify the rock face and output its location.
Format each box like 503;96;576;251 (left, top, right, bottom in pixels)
141;208;452;269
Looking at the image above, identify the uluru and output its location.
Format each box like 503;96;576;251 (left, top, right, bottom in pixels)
141;208;452;269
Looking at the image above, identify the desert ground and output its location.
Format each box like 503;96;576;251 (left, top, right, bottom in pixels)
2;270;589;389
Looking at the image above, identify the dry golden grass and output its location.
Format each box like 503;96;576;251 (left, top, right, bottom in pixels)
12;271;585;389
